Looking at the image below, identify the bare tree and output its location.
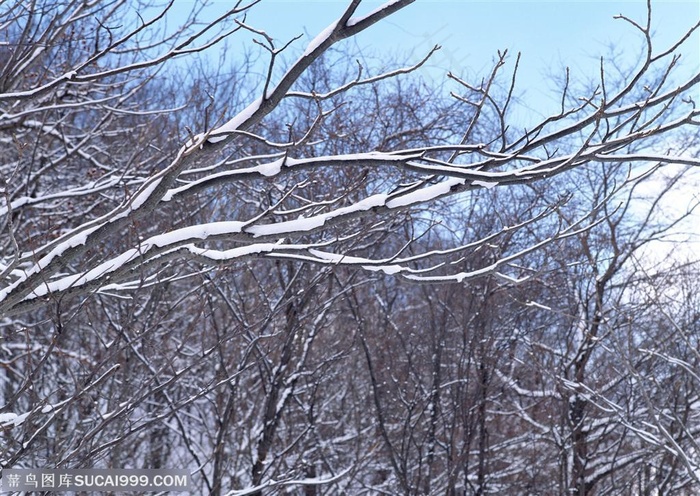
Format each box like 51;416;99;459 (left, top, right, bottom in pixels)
1;0;698;317
2;0;700;494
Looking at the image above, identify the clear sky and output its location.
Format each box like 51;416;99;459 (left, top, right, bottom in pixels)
168;0;699;126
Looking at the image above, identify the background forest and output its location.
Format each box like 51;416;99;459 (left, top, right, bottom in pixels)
1;0;700;494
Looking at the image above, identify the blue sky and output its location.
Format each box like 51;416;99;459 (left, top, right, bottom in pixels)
169;1;699;126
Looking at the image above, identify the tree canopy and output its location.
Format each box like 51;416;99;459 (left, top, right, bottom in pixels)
1;1;699;494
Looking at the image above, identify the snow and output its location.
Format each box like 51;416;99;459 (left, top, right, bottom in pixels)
206;97;263;144
187;243;283;260
247;193;388;237
226;467;352;496
346;0;405;27
25;221;247;299
256;157;284;177
27;248;138;298
0;411;29;428
387;177;464;208
147;221;245;247
366;264;403;275
0;224;102;302
163;158;286;201
472;179;498;189
525;300;552;311
128;178;162;210
303;22;337;57
0;412;17;425
165;152;420;201
10;165;535;300
307;249;403;274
